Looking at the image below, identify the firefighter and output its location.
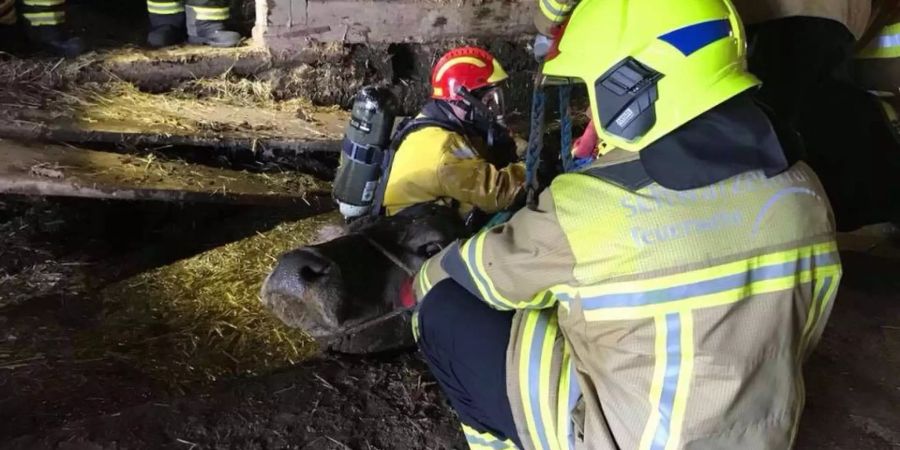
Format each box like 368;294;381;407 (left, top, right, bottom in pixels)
146;0;241;48
381;46;526;222
413;0;842;448
0;0;83;57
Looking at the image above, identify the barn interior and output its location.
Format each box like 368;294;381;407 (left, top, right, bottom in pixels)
0;0;899;448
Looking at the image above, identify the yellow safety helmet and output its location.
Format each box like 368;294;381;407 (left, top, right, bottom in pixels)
542;0;760;152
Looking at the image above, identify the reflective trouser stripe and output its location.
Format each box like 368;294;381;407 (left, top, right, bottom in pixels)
22;0;64;6
858;23;900;59
147;0;184;14
518;309;561;450
187;5;228;21
462;423;518;450
23;11;64;25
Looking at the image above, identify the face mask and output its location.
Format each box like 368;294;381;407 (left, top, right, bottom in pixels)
477;86;505;122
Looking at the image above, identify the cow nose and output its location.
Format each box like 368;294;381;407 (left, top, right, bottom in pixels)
293;249;333;283
269;248;335;291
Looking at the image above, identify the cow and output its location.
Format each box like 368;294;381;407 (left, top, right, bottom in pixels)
260;204;467;355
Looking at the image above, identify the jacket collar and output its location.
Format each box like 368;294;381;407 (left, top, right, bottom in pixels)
585;93;791;192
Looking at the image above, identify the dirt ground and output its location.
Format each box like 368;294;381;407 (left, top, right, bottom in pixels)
0;193;897;450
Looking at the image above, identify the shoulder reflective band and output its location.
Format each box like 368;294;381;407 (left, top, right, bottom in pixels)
858;23;900;59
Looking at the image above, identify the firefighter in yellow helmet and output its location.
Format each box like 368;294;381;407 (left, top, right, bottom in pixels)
381;47;526;226
413;0;842;448
0;0;83;57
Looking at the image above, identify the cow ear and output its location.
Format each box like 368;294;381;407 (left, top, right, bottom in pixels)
416;242;444;258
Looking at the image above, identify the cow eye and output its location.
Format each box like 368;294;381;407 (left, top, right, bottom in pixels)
416;243;443;258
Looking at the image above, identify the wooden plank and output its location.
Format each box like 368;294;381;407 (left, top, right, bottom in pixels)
0;86;347;155
0;139;334;207
260;0;535;48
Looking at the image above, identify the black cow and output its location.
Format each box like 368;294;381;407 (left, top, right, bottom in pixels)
260;204;467;354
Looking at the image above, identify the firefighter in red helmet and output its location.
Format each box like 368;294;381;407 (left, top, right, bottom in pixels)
381;46;525;226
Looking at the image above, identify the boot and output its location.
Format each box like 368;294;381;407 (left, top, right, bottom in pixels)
185;6;241;48
27;25;84;58
147;12;186;48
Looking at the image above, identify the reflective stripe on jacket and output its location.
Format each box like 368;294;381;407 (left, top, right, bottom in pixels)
416;152;841;450
855;14;900;93
534;0;872;39
382;124;525;218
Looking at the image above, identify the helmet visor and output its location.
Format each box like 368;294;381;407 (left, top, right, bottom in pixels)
475;86;505;118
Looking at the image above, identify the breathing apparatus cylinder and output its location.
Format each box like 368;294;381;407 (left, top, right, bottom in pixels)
332;86;398;220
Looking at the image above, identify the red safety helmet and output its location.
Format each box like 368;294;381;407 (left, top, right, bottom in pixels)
431;46;508;101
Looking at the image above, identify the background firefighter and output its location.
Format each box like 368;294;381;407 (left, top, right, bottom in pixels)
380;47;526;224
0;0;83;57
146;0;241;48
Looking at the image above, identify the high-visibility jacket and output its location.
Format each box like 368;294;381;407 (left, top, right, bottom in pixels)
415;145;841;449
855;11;900;94
382;123;526;218
535;0;872;40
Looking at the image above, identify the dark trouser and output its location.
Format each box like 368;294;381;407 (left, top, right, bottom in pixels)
748;17;900;231
416;279;522;448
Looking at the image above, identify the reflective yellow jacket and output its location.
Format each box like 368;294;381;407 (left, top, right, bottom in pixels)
416;149;841;450
382;124;526;218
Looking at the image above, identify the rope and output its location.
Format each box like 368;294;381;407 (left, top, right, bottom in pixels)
558;84;573;172
524;83;547;210
364;236;415;277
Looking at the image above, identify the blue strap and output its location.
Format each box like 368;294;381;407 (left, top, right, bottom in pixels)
524;87;546;210
558;84;573;172
492;81;574;227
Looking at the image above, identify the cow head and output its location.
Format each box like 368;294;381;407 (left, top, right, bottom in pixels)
260;204;467;354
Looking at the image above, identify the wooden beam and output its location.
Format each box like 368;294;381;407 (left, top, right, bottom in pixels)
0;87;347;156
260;0;535;50
0;139;334;208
